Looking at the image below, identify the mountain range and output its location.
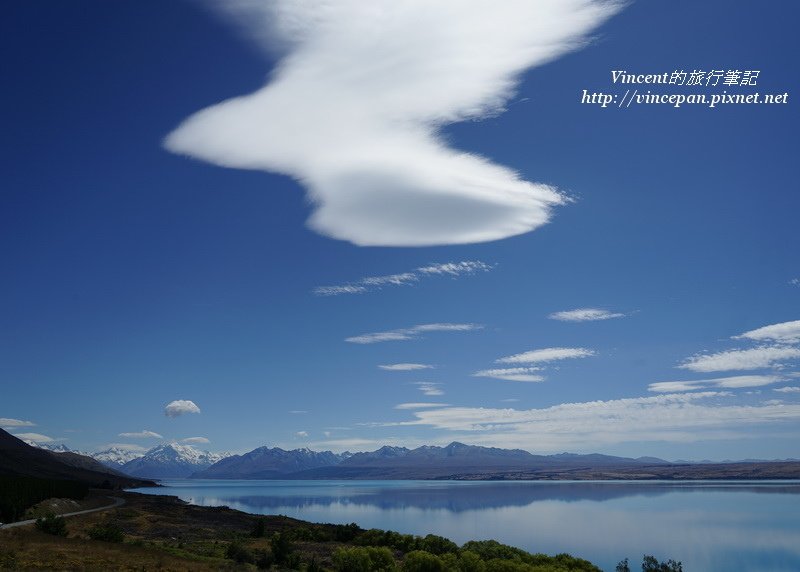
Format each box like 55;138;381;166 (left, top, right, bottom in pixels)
18;439;800;481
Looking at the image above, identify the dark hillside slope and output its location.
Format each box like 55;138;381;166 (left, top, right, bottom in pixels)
0;428;154;488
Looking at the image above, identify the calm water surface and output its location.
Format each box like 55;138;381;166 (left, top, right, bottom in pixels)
128;480;800;571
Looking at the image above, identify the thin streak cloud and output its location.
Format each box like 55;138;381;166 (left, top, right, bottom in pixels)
496;347;596;364
315;261;492;296
346;323;481;344
548;308;625;322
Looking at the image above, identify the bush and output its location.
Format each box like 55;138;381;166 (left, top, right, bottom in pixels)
34;513;67;537
270;531;295;564
87;522;124;542
333;546;397;572
251;517;267;538
402;550;444;572
641;555;683;572
225;540;255;564
420;534;458;556
458;551;487;572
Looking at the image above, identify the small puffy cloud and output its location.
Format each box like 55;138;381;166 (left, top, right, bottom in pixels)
14;432;54;443
394;402;450;410
164;400;201;418
346;323;481;344
496;347;596;365
379;363;434;371
679;346;800;372
648;375;782;393
295;431;309;438
735;320;800;344
118;430;163;439
181;437;211;444
548;308;625;322
774;386;800;393
414;382;444;396
0;417;35;428
165;1;622;246
473;367;545;382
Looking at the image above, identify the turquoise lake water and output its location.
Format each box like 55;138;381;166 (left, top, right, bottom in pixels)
128;479;800;571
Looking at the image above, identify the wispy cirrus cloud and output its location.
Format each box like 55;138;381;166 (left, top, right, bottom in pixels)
119;430;163;439
379;363;434;371
679;346;800;373
496;347;596;364
548;308;625;322
346;323;481;344
414;382;444;396
165;1;622;246
0;417;35;428
14;432;55;443
774;386;800;393
395;402;450;410
181;436;211;444
315;261;492;296
391;392;800;450
473;367;544;382
734;320;800;344
164;400;201;418
648;375;783;393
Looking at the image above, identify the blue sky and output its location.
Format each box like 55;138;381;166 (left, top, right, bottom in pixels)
1;0;798;461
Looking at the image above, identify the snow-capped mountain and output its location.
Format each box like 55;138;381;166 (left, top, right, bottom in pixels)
24;441;90;457
120;443;229;479
92;446;146;468
193;446;348;478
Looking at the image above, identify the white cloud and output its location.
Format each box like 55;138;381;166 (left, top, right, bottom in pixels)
548;308;625;322
473;367;545;382
118;430;163;439
648;375;783;393
101;443;149;452
496;347;596;364
14;432;54;443
414;382;444;396
394;402;450;410
774;386;800;393
295;431;309;438
316;261;493;295
0;417;35;428
679;346;800;372
165;1;622;246
164;400;201;418
790;278;799;286
379;363;434;371
395;392;800;450
735;320;800;344
346;323;481;344
181;437;211;444
289;410;309;414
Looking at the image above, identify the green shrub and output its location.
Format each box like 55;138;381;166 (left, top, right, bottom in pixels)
270;531;295;564
402;550;444;572
420;534;458;556
87;522;124;542
34;513;67;537
251;517;267;538
333;546;397;572
225;540;255;564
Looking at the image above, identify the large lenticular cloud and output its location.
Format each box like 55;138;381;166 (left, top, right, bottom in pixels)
166;1;622;246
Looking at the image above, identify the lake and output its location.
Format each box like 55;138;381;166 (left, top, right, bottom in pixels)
128;479;800;571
